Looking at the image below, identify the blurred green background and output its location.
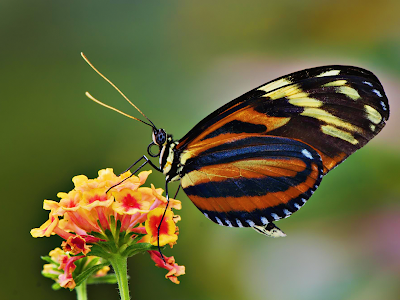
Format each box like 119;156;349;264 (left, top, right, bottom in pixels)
2;1;400;299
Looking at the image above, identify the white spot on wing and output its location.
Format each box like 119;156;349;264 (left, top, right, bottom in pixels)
215;217;223;226
372;89;382;97
203;212;210;220
225;219;233;227
283;209;291;217
363;81;373;86
301;198;307;203
301;149;313;160
261;217;269;225
246;220;255;227
236;219;243;227
380;101;387;111
271;213;279;220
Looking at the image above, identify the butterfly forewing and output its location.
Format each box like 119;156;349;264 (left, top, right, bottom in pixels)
177;65;389;173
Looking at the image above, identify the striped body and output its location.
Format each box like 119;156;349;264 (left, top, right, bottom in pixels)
157;65;389;236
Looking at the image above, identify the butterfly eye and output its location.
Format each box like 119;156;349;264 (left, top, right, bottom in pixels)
154;129;167;145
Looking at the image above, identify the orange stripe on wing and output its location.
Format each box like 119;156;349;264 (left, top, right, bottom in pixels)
177;106;290;151
182;158;308;186
320;152;347;173
185;162;320;212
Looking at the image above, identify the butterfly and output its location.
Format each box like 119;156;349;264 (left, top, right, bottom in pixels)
82;53;389;237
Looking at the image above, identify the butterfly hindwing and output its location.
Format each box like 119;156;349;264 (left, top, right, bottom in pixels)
180;135;323;228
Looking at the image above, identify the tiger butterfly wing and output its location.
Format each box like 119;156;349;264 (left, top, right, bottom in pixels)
177;65;389;173
175;65;389;234
180;135;323;232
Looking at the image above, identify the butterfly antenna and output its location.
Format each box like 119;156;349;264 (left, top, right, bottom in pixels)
85;92;151;126
81;52;157;129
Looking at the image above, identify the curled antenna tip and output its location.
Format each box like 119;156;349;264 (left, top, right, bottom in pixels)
81;52;89;63
85;91;94;99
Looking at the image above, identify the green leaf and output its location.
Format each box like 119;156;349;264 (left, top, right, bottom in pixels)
41;256;58;265
118;230;127;247
84;257;101;270
86;274;118;285
88;242;116;258
122;242;157;257
115;219;122;235
73;262;110;287
42;271;60;280
51;282;62;290
130;233;146;244
73;256;88;275
104;229;114;241
90;231;108;240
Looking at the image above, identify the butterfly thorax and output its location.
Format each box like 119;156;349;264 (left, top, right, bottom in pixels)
158;135;183;182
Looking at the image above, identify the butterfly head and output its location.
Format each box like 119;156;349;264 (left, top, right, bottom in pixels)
152;128;167;146
147;128;169;158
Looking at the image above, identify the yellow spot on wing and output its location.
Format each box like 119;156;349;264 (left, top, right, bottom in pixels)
301;108;360;132
289;98;322;107
316;70;340;77
321;125;359;145
265;84;303;100
322;80;347;87
287;90;308;99
258;78;292;93
336;86;361;100
261;82;323;107
364;105;382;124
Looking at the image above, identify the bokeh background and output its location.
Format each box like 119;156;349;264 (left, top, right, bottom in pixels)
2;1;400;299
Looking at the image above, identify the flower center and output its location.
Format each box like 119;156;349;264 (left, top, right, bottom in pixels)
122;193;141;209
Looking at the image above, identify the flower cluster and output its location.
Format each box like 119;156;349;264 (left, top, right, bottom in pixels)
31;168;185;287
42;248;112;290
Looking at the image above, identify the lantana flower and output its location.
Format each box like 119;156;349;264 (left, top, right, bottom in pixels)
41;247;115;295
32;168;185;299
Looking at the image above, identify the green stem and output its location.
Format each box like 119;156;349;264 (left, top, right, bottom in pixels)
75;280;88;300
109;254;130;300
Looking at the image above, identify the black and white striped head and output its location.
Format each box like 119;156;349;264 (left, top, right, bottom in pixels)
152;128;167;146
147;128;167;158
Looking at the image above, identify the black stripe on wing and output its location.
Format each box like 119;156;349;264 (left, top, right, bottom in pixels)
180;136;323;228
177;65;389;153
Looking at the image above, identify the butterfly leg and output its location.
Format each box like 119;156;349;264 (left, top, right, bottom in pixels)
107;155;161;192
121;155;161;174
252;223;286;238
156;180;171;264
